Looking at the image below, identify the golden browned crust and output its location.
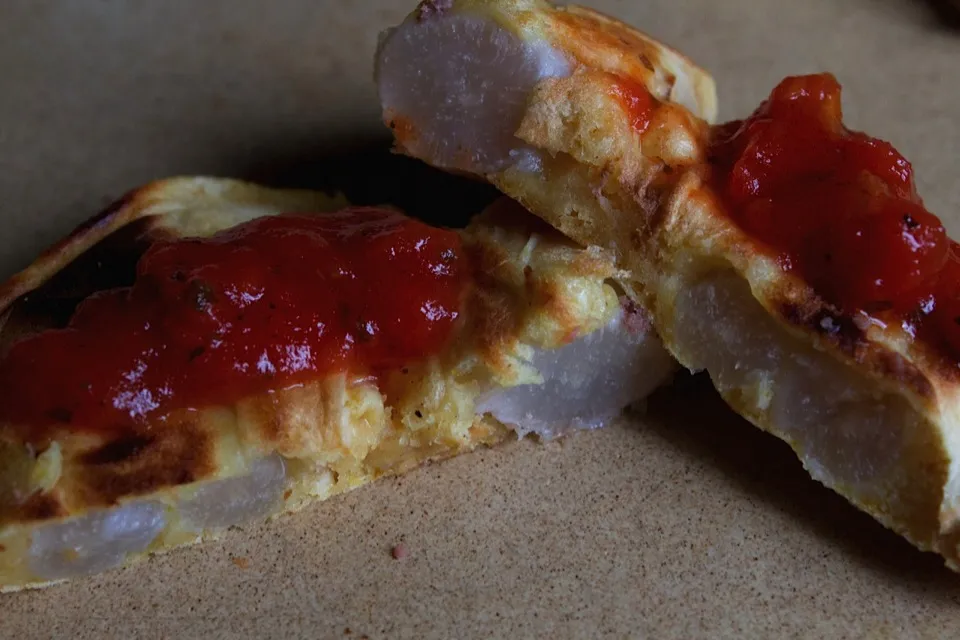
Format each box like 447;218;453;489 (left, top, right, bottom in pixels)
545;5;715;120
69;419;216;506
441;0;718;122
463;198;622;368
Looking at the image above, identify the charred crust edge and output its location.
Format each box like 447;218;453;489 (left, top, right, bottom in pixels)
82;435;155;466
6;493;68;525
77;420;215;506
0;183;159;315
775;300;935;400
777;301;866;355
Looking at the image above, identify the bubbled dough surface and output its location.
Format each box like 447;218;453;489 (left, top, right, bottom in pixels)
2;0;960;637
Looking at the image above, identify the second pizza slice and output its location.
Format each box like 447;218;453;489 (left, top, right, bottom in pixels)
377;0;960;569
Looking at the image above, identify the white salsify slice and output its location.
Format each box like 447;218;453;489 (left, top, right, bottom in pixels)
25;455;288;582
22;302;672;582
178;454;287;531
29;502;167;581
477;304;674;439
375;10;571;175
670;272;918;500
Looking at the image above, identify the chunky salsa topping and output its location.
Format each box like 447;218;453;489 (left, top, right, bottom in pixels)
709;73;960;352
0;208;465;438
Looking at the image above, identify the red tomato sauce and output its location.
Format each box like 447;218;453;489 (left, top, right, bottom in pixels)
708;73;960;354
610;75;657;134
0;208;465;440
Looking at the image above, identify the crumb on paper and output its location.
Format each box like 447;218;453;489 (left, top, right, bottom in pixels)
391;543;408;560
231;556;250;569
283;489;293;501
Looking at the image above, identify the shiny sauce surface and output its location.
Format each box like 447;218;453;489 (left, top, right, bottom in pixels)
0;208;465;439
708;73;960;354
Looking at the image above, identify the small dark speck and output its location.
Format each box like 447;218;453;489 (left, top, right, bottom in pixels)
268;303;277;310
414;410;423;418
188;346;206;362
903;214;919;229
389;121;396;129
953;316;960;326
344;629;352;636
48;407;73;423
401;368;409;375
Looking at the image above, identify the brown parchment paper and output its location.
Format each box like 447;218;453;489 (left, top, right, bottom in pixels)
2;1;960;637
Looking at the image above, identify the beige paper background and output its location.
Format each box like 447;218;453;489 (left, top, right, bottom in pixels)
2;1;960;637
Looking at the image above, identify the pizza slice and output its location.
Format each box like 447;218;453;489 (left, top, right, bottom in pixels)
377;0;960;568
0;177;677;591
